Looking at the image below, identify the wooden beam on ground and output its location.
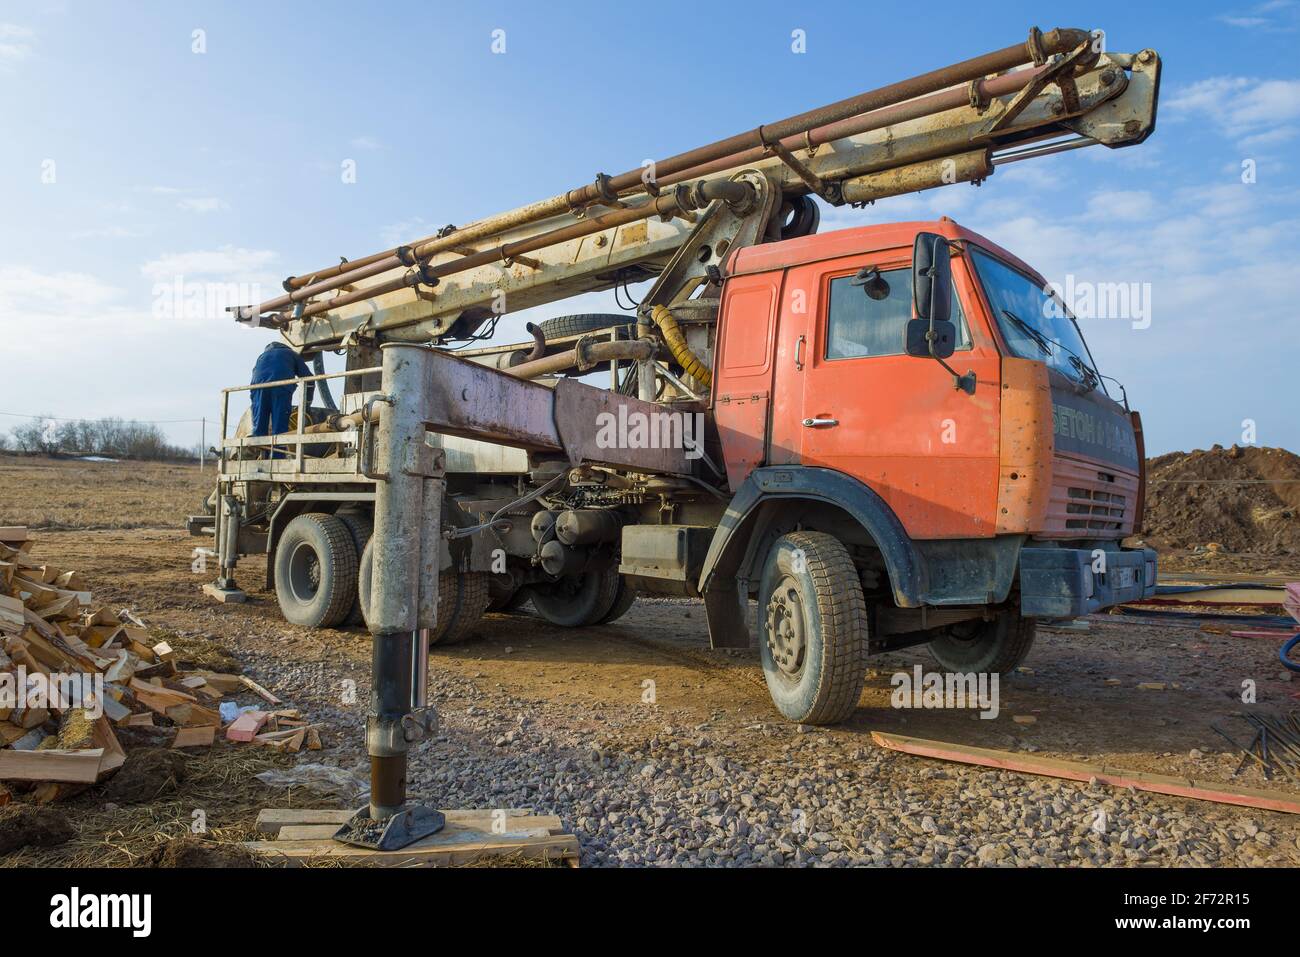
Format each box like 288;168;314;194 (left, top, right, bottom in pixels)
0;748;106;784
245;807;578;867
871;731;1300;815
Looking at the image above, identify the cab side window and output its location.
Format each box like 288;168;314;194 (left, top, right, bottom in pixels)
825;266;970;360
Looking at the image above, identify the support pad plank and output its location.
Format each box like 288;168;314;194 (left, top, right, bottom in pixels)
247;807;578;866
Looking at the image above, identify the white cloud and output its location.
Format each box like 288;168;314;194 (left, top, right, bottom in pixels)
350;135;383;151
0;22;34;64
1166;76;1300;142
177;196;228;213
71;224;149;240
1215;0;1300;29
140;246;279;283
0;265;121;315
1082;190;1158;222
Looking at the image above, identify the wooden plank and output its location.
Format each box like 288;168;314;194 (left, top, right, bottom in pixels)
92;717;126;777
0;527;30;544
871;731;1300;815
246;819;579;867
241;676;281;705
0;594;26;632
254;807;560;836
0;748;106;783
172;726;217;749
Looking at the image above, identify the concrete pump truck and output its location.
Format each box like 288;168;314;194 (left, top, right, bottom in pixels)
192;25;1161;846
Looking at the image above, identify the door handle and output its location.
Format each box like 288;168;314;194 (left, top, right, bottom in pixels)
794;334;805;371
801;417;839;428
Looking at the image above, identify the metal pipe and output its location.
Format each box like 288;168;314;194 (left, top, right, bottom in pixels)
367;344;433;820
840;149;993;204
571;28;1085;203
506;338;656;380
523;322;547;362
656;63;1051;189
294;186;720;321
241;28;1086;318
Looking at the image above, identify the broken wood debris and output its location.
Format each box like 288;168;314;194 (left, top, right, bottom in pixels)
0;528;304;801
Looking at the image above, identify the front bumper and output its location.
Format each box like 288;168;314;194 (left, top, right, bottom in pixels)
1018;545;1157;618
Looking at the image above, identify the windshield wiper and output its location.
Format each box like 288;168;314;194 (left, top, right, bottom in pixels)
1001;309;1052;355
1002;309;1101;392
1068;355;1100;393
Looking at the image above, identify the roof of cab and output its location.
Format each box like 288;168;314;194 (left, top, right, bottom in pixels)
725;217;1045;286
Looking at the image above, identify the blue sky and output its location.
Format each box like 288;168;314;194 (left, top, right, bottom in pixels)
1;0;1298;455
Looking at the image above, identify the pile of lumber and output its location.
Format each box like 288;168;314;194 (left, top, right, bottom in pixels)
0;527;312;804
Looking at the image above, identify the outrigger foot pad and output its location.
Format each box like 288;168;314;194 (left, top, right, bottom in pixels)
333;805;446;851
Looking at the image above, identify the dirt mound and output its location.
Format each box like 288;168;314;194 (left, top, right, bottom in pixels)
101;749;188;804
141;836;259;868
0;805;75;855
1143;445;1300;555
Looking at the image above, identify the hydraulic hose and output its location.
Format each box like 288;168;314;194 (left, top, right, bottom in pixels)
310;352;338;411
1282;632;1300;673
649;304;711;388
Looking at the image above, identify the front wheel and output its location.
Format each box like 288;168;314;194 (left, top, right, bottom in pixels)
927;610;1037;674
757;531;868;725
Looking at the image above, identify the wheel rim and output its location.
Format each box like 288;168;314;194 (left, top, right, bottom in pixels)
765;576;807;679
287;541;321;603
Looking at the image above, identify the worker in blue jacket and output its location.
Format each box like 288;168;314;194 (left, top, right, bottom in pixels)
250;342;314;456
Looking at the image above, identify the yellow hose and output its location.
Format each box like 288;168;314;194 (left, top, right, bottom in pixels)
650;304;712;388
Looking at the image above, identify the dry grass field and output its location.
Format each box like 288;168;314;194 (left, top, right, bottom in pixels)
0;455;210;531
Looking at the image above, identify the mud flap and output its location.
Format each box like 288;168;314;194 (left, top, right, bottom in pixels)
703;578;752;649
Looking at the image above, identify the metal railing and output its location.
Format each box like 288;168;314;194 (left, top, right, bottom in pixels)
219;366;380;478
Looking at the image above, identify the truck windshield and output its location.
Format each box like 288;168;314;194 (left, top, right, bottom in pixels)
970;248;1106;394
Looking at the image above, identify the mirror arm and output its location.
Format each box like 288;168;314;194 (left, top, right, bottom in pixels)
927;333;976;394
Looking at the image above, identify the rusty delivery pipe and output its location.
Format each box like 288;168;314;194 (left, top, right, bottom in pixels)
239;27;1087;320
840;149;994;204
506;338;656;380
565;27;1088;205
290;180;753;322
655;62;1052;191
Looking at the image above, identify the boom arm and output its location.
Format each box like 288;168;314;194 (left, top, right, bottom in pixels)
232;28;1159;354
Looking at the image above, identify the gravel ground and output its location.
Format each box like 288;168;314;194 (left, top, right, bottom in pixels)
226;618;1300;869
20;524;1300;869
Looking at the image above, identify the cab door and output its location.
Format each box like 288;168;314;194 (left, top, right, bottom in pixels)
770;248;1002;540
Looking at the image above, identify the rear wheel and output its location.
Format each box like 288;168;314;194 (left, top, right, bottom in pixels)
530;566;622;627
274;513;358;629
928;610;1037;674
335;511;372;625
757;531;868;725
356;540;489;645
595;577;637;624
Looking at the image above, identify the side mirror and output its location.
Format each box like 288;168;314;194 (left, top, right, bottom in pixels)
912;231;952;324
906;232;956;360
905;317;957;359
906;231;974;394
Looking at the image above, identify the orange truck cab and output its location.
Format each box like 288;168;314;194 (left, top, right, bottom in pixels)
698;217;1155;715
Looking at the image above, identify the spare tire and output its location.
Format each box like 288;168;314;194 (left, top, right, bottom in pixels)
537;313;635;341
